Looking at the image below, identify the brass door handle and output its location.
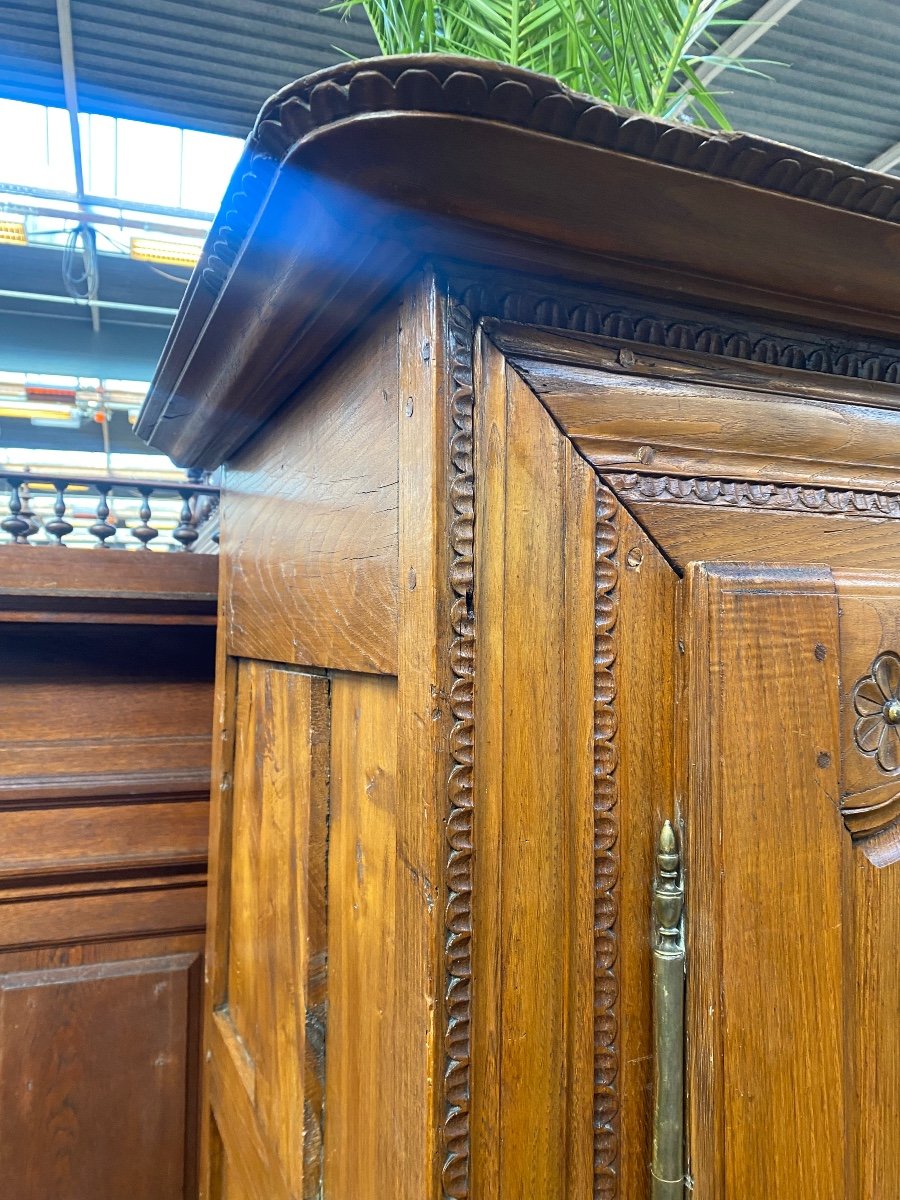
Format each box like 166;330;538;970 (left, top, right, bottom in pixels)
651;820;685;1199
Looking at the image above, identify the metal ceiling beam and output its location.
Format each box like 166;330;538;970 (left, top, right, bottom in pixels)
0;290;180;316
55;0;101;333
0;183;214;225
866;142;900;176
1;200;208;241
670;0;804;117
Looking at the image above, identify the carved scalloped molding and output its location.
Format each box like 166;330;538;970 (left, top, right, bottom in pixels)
452;276;900;386
200;56;900;299
444;303;475;1200
604;472;900;519
594;483;621;1199
445;306;624;1199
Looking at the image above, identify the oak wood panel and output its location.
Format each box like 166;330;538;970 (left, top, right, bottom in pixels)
222;305;400;674
0;549;213;1198
223;662;328;1199
0;931;202;1200
7;870;207;904
0;951;201;1200
514;352;900;492
206;660;328;1200
490;323;900;416
682;564;846;1199
198;632;237;1200
472;340;596;1198
613;499;679;1199
324;671;399;1199
615;503;900;574
0;799;208;880
852;849;900;1199
395;276;451;1200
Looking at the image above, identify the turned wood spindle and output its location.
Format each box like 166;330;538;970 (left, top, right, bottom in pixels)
88;485;117;548
18;482;40;543
132;488;160;549
172;490;199;552
1;480;33;544
45;481;74;546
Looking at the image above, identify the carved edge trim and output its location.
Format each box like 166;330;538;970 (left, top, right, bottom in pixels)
201;55;900;298
444;301;475;1200
594;482;620;1199
604;472;900;517
454;278;900;384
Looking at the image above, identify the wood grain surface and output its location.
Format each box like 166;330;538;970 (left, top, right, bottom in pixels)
472;339;597;1199
324;672;398;1199
613;497;679;1199
513;340;900;492
222;304;400;675
209;661;328;1200
0;623;215;799
0;550;213;1200
682;564;846;1199
616;504;900;573
396;278;452;1200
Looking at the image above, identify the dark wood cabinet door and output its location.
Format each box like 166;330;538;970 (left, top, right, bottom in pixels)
0;936;203;1200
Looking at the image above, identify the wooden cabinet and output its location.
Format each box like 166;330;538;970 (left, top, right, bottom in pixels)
0;549;216;1199
138;56;900;1200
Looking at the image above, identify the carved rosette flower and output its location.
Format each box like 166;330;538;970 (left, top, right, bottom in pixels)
852;651;900;772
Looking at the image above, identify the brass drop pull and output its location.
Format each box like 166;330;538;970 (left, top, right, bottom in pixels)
651;820;686;1199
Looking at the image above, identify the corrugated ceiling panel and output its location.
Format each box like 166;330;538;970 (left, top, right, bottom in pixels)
0;0;65;108
2;1;900;164
718;0;900;167
0;0;379;135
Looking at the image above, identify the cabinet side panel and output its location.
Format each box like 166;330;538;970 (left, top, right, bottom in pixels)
397;279;452;1200
324;671;399;1199
222;303;400;675
206;661;328;1200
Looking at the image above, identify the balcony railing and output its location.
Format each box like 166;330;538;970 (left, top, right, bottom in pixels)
0;470;219;551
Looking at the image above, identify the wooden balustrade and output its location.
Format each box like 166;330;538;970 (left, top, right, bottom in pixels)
0;469;219;551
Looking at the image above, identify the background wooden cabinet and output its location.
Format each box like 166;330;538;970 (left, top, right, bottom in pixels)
0;551;215;1199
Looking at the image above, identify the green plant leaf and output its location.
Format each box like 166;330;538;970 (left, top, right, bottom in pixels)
330;0;771;129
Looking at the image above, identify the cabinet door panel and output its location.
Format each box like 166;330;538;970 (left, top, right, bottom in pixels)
206;661;328;1200
472;338;680;1200
680;563;900;1199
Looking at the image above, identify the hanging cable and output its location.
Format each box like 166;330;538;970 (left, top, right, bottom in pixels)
61;222;99;303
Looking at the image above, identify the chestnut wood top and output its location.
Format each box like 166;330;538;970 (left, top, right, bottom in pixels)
137;55;900;469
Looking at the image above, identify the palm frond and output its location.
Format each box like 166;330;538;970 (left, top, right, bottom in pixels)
330;0;768;129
